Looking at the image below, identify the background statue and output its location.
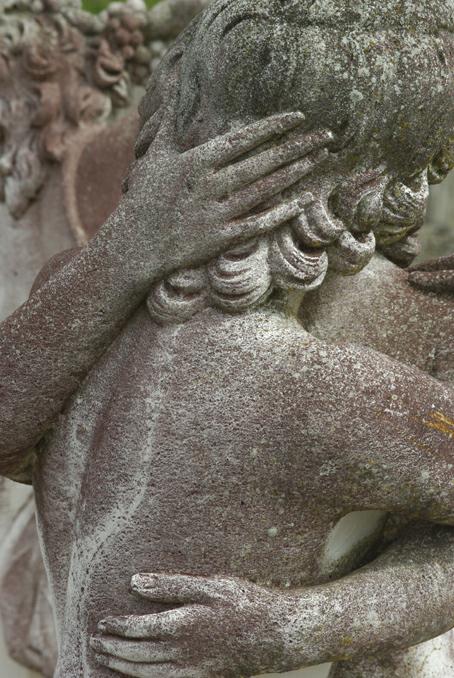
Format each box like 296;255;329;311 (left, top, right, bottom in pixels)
2;1;454;675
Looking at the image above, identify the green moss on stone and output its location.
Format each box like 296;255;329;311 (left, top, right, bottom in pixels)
82;0;161;13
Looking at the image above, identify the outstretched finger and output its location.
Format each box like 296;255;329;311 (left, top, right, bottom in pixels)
408;270;454;294
91;636;180;663
409;254;454;273
225;198;310;244
199;112;305;167
134;107;165;159
99;607;207;640
94;654;186;678
211;130;333;197
130;573;236;605
149;70;181;153
223;151;328;219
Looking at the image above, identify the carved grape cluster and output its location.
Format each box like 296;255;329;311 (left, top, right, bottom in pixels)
101;1;152;86
0;0;191;217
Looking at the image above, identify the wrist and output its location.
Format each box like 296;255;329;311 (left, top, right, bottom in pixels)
254;589;324;674
278;587;350;669
92;198;165;291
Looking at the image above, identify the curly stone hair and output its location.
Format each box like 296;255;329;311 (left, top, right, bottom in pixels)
143;0;454;323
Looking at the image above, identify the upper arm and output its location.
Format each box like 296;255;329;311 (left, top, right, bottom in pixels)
295;341;454;523
1;248;81;484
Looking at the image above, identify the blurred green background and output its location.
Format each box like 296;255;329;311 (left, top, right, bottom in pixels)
82;0;161;12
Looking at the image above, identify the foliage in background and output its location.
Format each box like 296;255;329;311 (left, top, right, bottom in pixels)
82;0;161;12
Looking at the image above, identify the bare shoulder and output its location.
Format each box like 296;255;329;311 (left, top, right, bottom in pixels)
289;336;453;411
288;336;454;468
172;306;452;424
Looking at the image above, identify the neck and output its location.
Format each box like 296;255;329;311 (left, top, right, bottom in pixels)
267;288;306;320
300;253;453;376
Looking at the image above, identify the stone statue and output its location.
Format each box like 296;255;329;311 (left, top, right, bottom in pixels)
0;0;207;673
303;252;454;675
1;1;454;678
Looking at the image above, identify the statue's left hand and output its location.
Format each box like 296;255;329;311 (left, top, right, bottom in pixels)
90;572;296;677
408;253;454;293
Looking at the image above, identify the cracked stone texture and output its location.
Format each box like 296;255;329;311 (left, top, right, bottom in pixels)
1;0;454;677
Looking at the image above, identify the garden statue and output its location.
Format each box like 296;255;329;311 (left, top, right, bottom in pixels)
0;0;208;673
304;253;454;677
1;1;454;678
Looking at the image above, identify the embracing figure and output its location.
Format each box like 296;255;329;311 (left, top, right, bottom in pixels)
1;1;454;677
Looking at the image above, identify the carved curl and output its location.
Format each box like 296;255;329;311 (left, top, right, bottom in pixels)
142;0;452;322
146;168;426;325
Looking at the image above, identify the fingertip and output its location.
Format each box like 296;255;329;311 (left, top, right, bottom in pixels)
284;111;305;123
408;271;427;281
131;573;140;586
276;111;306;130
298;192;315;208
131;573;157;591
98;616;125;633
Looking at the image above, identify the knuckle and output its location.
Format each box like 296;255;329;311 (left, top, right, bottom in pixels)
185;175;197;192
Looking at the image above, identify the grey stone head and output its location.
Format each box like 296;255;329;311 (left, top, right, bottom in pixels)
175;0;454;173
142;0;454;323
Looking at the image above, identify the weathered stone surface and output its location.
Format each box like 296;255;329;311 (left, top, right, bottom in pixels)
0;0;210;674
303;253;454;676
147;0;209;39
1;0;454;677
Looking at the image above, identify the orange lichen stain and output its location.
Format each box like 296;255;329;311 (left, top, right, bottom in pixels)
340;636;354;646
424;412;454;439
406;427;437;454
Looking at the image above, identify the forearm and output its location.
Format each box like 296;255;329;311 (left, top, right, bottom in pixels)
0;107;324;479
95;526;454;676
0;200;161;476
285;524;454;667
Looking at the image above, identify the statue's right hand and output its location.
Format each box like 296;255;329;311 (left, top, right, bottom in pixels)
409;254;454;294
90;572;301;677
114;72;333;279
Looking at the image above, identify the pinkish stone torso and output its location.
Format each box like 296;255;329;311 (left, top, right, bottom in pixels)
34;306;360;676
32;255;454;677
